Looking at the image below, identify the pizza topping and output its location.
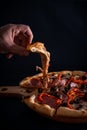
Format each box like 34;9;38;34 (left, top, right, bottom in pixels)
84;93;87;101
38;88;43;93
80;84;87;92
59;79;67;87
64;84;71;93
72;78;83;84
31;78;43;88
61;73;71;79
35;72;87;110
70;82;78;87
37;93;62;109
62;94;68;106
50;87;59;96
67;88;85;109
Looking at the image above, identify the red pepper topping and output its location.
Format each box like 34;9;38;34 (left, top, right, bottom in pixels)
57;74;62;80
37;73;87;110
67;88;84;109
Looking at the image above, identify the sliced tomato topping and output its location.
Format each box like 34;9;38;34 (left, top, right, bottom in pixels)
37;93;62;109
31;78;43;88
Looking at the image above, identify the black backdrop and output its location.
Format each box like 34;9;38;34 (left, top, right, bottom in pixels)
0;1;87;85
0;1;87;129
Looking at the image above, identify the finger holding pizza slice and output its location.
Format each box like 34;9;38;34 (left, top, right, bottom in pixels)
19;42;87;123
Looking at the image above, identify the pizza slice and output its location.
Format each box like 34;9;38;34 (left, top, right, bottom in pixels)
20;70;87;123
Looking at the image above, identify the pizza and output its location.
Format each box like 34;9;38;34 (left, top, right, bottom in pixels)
19;42;87;123
20;70;87;123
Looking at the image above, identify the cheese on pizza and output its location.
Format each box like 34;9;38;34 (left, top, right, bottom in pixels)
27;42;50;89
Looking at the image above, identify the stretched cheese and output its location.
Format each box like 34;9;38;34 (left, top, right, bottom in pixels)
27;42;50;89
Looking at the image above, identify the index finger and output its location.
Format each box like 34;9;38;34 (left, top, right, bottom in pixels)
25;29;33;44
16;24;33;43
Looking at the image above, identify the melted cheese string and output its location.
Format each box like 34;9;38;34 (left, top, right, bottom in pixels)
27;42;50;89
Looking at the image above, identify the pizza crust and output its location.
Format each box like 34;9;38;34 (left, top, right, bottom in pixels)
23;96;87;123
56;106;87;117
72;70;86;76
23;94;56;117
58;70;72;75
53;107;87;123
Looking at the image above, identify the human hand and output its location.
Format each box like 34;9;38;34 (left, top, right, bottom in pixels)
0;24;33;58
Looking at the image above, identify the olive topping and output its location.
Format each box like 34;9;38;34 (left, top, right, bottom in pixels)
76;104;83;110
82;75;87;80
54;92;60;98
64;84;70;93
84;93;87;101
50;87;56;93
74;97;80;104
80;84;87;90
38;88;43;93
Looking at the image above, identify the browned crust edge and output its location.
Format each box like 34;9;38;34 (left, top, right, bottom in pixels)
23;94;56;117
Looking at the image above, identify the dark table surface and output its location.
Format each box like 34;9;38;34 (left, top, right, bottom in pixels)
0;97;87;130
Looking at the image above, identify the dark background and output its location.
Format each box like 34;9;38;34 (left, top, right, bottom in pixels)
0;0;87;129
